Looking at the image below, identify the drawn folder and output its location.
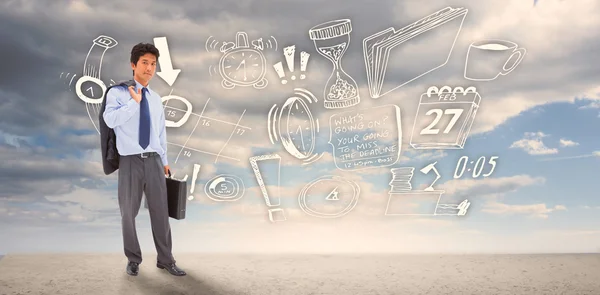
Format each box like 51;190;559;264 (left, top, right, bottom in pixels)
363;7;468;99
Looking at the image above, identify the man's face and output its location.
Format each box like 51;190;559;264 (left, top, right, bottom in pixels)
131;53;157;82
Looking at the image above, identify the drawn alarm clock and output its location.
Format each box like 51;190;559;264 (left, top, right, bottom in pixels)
218;32;268;89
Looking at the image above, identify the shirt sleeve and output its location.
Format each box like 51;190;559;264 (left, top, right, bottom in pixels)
158;106;169;166
103;87;140;128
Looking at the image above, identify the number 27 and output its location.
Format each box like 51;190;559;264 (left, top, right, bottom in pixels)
420;108;463;135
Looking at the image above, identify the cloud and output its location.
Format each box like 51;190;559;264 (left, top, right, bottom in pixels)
399;149;447;163
559;138;579;147
510;132;558;155
537;151;600;162
482;202;566;219
438;175;564;219
0;186;122;227
439;174;545;198
1;0;599;253
579;101;600;109
0;145;105;200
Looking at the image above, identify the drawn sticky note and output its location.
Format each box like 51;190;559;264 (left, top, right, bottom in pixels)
329;104;402;171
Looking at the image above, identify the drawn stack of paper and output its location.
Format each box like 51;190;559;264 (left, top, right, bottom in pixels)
362;6;468;99
389;167;414;193
434;200;470;216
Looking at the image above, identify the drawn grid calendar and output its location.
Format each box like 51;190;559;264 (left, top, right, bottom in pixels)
410;86;481;150
161;97;252;164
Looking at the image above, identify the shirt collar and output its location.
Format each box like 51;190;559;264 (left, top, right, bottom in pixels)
133;79;152;93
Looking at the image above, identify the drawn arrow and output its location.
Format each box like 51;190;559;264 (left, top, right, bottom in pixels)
153;37;181;86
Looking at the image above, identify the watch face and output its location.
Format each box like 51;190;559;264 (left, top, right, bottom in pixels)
221;49;264;84
75;75;107;104
204;175;244;202
299;175;360;218
284;97;315;159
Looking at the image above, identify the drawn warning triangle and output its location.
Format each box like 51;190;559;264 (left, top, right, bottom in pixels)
325;187;339;201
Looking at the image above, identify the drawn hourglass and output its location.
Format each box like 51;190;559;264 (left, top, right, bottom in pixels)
309;19;360;109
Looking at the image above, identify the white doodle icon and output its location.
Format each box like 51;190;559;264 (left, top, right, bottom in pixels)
464;39;527;81
206;35;277;53
249;154;285;222
214;32;268;90
325;187;340;200
153;37;182;87
273;45;310;84
268;88;324;165
329;104;402;171
204;174;245;202
298;175;360;219
362;7;468;99
161;90;193;128
169;97;252;164
187;164;201;200
250;36;278;51
73;35;118;133
385;164;469;216
420;161;441;191
410;86;481;150
438;199;470;216
309;19;360;109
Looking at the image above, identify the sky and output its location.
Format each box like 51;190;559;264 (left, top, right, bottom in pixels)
1;0;600;255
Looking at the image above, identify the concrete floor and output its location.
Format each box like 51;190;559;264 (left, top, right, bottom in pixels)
1;253;599;294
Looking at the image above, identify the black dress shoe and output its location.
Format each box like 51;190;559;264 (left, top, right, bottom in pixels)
157;262;186;276
126;261;139;276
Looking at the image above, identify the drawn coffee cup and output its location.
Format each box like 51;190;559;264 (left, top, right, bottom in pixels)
464;39;526;81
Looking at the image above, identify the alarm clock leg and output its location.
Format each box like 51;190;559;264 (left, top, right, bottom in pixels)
222;80;235;89
253;78;268;89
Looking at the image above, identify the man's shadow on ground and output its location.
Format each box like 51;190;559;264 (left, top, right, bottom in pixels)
118;268;247;295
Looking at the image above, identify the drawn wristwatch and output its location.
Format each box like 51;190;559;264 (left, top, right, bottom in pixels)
75;35;118;103
279;94;316;160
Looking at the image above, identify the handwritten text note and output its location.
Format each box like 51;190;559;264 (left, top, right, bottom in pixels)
329;104;402;170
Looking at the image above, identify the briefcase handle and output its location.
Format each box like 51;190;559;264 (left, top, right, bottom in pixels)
167;169;172;179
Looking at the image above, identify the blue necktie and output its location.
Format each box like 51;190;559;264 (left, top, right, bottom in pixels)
139;87;150;149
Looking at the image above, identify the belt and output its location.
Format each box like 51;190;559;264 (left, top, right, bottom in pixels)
130;152;159;158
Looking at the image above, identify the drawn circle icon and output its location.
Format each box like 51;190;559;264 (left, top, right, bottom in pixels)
298;175;360;218
204;174;245;202
75;75;107;104
161;94;192;128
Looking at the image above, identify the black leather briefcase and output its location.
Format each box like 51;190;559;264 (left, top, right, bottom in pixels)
165;170;187;220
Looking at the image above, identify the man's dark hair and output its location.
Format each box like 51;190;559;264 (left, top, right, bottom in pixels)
130;43;160;75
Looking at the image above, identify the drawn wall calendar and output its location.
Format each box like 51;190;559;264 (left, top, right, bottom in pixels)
164;97;252;164
409;86;481;150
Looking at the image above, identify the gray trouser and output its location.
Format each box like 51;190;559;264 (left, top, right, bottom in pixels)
118;153;175;265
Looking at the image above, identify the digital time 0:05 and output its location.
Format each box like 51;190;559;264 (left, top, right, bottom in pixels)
454;156;498;179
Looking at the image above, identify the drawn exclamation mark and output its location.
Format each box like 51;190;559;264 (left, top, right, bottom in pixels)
299;51;310;80
187;164;201;200
284;45;295;80
249;154;286;222
273;62;287;84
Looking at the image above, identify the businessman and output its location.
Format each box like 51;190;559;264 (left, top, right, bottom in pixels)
103;43;186;276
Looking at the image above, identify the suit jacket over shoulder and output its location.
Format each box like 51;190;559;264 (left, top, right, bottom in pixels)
99;79;136;175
